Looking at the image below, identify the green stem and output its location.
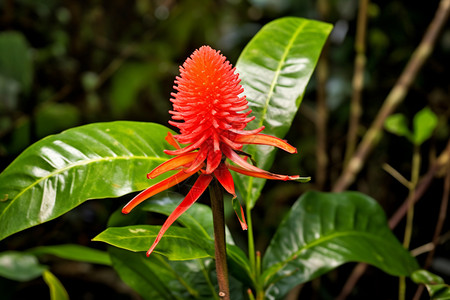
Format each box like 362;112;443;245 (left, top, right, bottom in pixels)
403;145;421;249
246;204;256;274
399;145;421;300
209;180;230;300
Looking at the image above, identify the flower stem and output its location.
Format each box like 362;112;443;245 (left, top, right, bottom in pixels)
209;180;230;300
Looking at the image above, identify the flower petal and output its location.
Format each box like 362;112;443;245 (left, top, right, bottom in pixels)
205;149;222;174
146;174;213;256
235;133;297;153
122;167;201;214
164;133;209;156
185;147;208;173
223;148;300;181
232;196;248;230
227;162;300;181
165;132;181;150
213;163;235;196
147;152;198;179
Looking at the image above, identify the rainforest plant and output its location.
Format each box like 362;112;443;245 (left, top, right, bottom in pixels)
0;17;447;300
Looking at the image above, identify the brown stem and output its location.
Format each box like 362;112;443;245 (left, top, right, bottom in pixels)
209;180;230;300
344;0;369;167
332;0;450;193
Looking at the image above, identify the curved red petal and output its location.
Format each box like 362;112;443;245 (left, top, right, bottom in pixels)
122;167;200;214
147;152;198;179
223;149;300;181
205;150;222;174
165;132;181;150
185;147;208;173
234;133;297;154
213;163;235;196
146;174;213;256
232;197;247;230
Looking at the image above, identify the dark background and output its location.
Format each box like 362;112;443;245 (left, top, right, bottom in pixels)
1;0;449;299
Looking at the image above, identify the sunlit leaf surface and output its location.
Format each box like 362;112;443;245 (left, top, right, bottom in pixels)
235;17;333;207
0;121;173;240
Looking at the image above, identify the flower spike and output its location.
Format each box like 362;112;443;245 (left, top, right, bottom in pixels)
122;45;307;257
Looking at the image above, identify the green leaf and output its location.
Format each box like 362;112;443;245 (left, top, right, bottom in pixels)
140;192;234;243
411;269;450;299
28;244;111;266
0;251;47;282
93;225;213;260
0;121;173;241
413;107;438;145
42;270;69;300
0;31;33;94
234;17;332;207
139;193;252;281
262;191;419;299
108;247;185;300
384;113;413;141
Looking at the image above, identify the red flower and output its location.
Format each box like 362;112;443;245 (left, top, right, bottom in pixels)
123;46;303;256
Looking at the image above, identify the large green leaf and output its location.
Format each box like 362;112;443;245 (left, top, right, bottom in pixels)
411;269;450;299
140;192;234;244
108;247;187;300
235;17;332;207
0;121;173;241
262;191;419;299
93;225;213;260
29;244;111;266
140;193;254;286
0;251;47;282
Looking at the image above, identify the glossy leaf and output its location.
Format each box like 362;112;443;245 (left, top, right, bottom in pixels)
140;192;234;243
0;251;47;282
262;191;419;299
139;193;252;281
411;269;450;299
93;225;213;260
42;270;69;300
0;121;174;241
108;247;186;300
235;17;332;207
29;244;111;266
413;107;438;146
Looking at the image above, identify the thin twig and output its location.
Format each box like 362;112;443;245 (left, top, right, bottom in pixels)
382;163;411;189
344;0;369;166
332;0;450;193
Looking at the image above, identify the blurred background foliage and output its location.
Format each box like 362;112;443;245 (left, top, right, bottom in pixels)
0;0;449;299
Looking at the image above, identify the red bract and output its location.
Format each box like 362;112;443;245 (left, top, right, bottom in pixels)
122;46;302;257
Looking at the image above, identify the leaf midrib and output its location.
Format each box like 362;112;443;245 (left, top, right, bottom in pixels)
263;230;393;284
0;155;167;221
245;19;307;206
